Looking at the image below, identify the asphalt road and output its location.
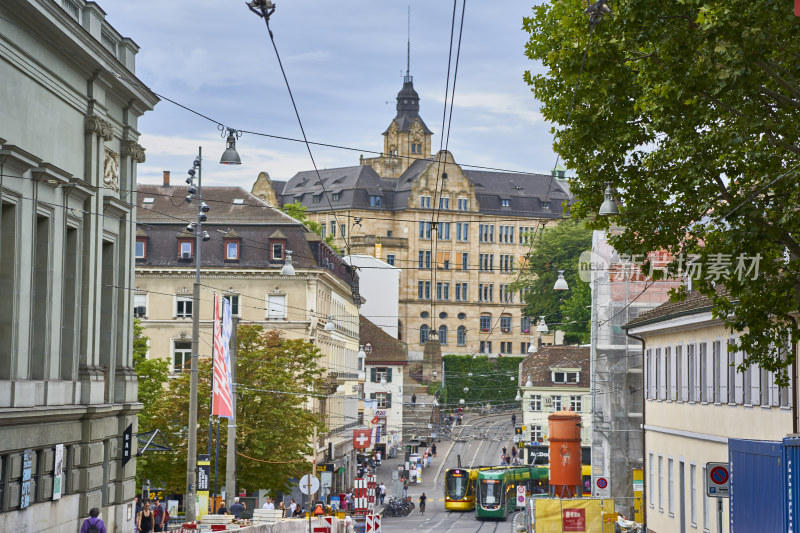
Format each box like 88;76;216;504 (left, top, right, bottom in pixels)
375;410;524;533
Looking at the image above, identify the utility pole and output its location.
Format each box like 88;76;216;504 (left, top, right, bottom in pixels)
225;317;239;507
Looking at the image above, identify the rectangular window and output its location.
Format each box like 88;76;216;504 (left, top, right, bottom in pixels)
455;283;468;302
223;294;239;316
417;281;431;300
173;341;192;373
500;316;511;333
267;294;286;319
479;341;492;355
462;252;468;270
658;455;664;510
312;194;321;204
330;221;336;237
501;199;510;207
649;454;655;507
436;282;450;300
570;395;582;412
456;222;469;241
531;424;542;442
521;316;532;333
226;241;239;260
272;242;284;260
370;195;382;207
458;197;468;210
340;224;346;238
176;296;192;318
668;458;674;515
552;396;562;412
480;315;491;331
437;222;451;240
332;193;340;201
375;392;391;408
530;395;542;411
419;221;432;239
419;251;431;269
386;254;395;266
133;294;147;318
702;466;709;528
439;197;450;210
135;239;147;259
320;225;326;238
179;240;193;258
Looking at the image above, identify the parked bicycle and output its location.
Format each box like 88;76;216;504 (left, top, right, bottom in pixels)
383;497;415;517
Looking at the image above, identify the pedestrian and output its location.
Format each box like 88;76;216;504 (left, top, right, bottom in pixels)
500;453;506;465
506;455;511;466
503;446;507;456
230;497;246;519
431;443;437;458
411;393;416;405
151;498;167;532
136;502;152;533
419;492;427;515
81;507;107;533
512;447;517;459
262;496;275;509
133;496;142;533
288;498;297;517
512;413;516;426
277;502;285;517
379;482;386;505
402;477;409;498
218;502;228;515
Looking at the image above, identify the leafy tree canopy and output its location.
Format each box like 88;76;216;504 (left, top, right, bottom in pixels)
140;326;325;494
523;0;800;380
442;355;521;407
514;219;593;344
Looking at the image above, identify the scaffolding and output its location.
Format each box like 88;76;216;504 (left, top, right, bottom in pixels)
589;230;681;516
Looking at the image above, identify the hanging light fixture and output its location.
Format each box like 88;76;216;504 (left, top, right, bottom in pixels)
515;390;522;402
358;345;366;359
220;128;242;165
459;399;465;405
324;315;336;331
280;250;296;276
527;341;538;354
536;316;549;333
599;182;619;216
525;375;533;387
553;270;569;291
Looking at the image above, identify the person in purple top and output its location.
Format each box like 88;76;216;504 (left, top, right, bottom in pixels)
80;507;107;533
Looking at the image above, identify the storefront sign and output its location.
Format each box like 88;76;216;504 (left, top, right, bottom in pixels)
563;508;586;532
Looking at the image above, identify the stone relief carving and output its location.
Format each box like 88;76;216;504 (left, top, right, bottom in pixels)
85;114;114;141
121;140;146;163
103;147;120;191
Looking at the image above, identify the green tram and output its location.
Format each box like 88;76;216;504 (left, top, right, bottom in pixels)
475;466;549;520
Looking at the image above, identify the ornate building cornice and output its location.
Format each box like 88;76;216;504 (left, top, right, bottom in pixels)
85;114;114;141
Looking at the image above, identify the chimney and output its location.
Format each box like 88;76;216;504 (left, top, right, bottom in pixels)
163;170;170;188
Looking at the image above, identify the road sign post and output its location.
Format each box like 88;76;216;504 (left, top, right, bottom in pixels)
593;476;611;499
516;485;526;508
705;462;729;533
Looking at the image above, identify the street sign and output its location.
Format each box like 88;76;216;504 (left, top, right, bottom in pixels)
705;462;730;497
593;475;611;499
299;474;320;495
516;485;526;508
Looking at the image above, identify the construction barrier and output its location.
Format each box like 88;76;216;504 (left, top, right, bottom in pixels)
532;498;617;533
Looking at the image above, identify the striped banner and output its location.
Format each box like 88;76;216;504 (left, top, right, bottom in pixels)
211;294;234;418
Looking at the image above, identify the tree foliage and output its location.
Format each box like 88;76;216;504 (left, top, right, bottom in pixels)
523;0;800;380
442;355;521;407
282;201;339;252
140;326;325;494
514;219;593;344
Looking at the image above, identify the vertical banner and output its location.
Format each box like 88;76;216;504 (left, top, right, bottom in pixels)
20;449;33;509
198;454;210;518
122;424;133;466
212;295;234;418
53;444;64;500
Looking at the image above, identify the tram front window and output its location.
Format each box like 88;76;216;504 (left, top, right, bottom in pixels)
480;479;500;507
446;471;468;500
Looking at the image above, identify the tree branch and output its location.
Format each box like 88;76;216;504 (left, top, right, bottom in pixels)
759;86;800;110
754;58;800;101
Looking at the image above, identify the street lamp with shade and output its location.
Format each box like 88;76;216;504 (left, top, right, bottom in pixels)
553;270;569;290
280;250;296;276
324;315;336;331
598;182;620;216
536;316;549;333
219;128;242;165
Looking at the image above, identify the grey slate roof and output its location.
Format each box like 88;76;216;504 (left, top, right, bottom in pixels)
382;77;433;135
624;289;727;330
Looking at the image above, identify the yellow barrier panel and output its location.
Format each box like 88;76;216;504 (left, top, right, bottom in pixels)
533;498;617;533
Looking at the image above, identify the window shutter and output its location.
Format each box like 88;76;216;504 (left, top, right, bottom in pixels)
370;393;376;400
386;368;393;383
771;372;780;406
669;348;677;400
658;349;666;400
456;252;463;270
386;393;392;408
436;251;443;269
719;345;728;404
370;368;377;383
734;349;744;404
751;366;760;405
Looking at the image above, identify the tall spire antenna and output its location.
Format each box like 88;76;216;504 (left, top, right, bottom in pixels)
405;5;411;82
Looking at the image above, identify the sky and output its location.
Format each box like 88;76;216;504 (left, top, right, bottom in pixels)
107;0;554;189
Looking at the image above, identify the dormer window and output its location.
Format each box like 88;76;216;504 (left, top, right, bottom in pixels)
135;237;148;260
370;195;382;207
313;194;322;204
225;240;240;261
501;199;511;208
551;368;580;384
272;242;284;261
332;193;340;201
178;240;193;260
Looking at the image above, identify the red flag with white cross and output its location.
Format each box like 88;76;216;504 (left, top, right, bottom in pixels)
353;429;371;449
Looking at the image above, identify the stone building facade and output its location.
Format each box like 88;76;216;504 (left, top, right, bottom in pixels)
0;1;157;531
251;74;571;361
135;182;362;495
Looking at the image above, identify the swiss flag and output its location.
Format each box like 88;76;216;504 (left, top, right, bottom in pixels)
353;429;371;449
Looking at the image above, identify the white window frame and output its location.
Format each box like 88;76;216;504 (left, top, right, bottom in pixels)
569;395;582;412
180;241;192;257
702;465;709;529
176;295;192;318
658;455;664;511
690;463;697;525
133;293;147;318
173;340;192;373
223;294;240;317
267;293;287;319
376;392;390;409
668;457;674;515
135;239;146;259
551;396;562;412
530;395;542;411
226;241;239;260
649;453;655;508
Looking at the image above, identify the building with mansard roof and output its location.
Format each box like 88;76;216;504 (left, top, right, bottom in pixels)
251;73;571;361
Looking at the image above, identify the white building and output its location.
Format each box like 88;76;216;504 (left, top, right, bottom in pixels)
519;346;591;465
0;1;157;531
344;255;400;339
625;291;793;533
360;316;408;451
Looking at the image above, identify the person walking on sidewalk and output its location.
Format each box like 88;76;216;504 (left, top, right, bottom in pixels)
431;443;437;458
411;393;417;405
419;493;427;515
379;483;386;505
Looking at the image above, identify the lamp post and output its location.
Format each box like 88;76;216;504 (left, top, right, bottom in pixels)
186;134;241;522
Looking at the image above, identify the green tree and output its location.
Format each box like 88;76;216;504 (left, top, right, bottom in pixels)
282;201;339;252
523;0;800;379
141;326;325;494
132;319;169;487
513;219;592;344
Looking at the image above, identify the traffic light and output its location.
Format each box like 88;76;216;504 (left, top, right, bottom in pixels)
515;427;522;436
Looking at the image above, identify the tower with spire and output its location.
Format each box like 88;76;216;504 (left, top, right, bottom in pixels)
361;11;433;178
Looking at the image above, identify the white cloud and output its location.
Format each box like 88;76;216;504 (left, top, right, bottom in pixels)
430;92;543;125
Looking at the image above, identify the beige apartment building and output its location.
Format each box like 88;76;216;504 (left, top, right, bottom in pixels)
135;181;362;492
251;74;571;359
625;291;793;533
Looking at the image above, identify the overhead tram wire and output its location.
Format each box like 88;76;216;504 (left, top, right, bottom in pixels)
429;0;466;338
248;2;351;256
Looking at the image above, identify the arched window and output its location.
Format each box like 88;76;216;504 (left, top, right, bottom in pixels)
439;325;448;345
457;326;467;346
420;324;429;344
